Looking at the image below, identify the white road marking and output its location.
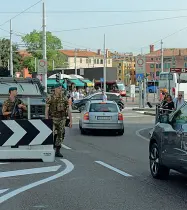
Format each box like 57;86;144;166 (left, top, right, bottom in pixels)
0;165;61;178
136;111;145;114
95;161;132;177
0;163;9;165
62;144;72;150
0;159;74;204
135;127;153;142
0;189;9;194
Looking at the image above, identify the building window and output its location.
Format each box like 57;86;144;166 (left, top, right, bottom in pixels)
100;59;103;64
185;63;187;68
184;57;187;61
156;64;158;69
80;58;82;63
151;58;154;61
108;59;110;64
89;59;91;63
118;70;121;74
94;59;96;64
119;63;121;67
86;59;88;64
97;59;99;64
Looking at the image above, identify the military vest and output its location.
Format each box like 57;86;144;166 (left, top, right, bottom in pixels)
49;94;67;118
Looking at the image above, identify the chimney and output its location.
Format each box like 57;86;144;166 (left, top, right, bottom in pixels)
150;45;154;53
97;49;101;55
106;49;109;58
179;49;182;56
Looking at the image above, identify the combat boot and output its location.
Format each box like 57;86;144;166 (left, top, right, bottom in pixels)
55;146;63;157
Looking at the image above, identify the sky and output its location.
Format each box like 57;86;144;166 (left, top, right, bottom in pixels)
1;0;187;54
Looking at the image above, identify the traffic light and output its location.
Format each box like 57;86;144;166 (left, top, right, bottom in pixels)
56;73;60;83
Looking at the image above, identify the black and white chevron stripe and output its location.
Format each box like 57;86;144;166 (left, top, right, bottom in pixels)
0;119;53;147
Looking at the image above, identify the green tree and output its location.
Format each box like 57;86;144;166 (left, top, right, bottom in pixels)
0;38;22;72
22;30;68;72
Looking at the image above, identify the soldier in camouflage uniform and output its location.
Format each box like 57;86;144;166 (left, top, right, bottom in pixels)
2;87;27;120
45;83;72;157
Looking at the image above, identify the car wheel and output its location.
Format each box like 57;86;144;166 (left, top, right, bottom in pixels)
149;143;170;179
117;128;124;136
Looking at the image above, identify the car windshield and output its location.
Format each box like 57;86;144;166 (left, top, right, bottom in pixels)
0;82;42;96
172;104;187;124
89;103;118;112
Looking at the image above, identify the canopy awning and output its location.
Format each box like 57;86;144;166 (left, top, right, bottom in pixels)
69;79;85;87
82;79;94;87
47;79;67;89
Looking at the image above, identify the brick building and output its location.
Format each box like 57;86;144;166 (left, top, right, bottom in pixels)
146;45;187;80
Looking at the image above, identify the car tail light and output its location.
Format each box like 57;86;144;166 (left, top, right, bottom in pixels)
83;112;89;120
118;113;123;121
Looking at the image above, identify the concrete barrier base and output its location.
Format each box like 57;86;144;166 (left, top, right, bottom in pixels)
0;145;55;162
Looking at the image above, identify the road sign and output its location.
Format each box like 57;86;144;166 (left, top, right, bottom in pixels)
135;55;146;74
136;73;144;82
170;68;187;73
38;59;47;74
100;78;104;82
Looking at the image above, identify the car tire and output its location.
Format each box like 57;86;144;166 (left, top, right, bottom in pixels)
149;142;170;179
79;124;86;135
117;128;124;136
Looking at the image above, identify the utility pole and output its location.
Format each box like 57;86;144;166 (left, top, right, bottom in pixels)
75;48;77;75
161;40;164;73
52;60;55;70
10;20;13;76
35;57;37;72
42;0;47;92
103;34;106;92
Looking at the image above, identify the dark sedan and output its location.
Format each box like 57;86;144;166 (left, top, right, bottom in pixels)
149;102;187;179
72;92;124;112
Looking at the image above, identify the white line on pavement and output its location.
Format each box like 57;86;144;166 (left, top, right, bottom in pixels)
0;159;74;204
62;144;72;150
95;161;132;177
0;189;9;194
0;165;61;178
0;163;9;165
136;127;153;142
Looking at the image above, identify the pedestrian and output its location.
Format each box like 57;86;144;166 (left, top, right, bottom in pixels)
45;83;72;157
101;90;107;101
162;94;174;114
173;92;185;110
2;87;27;120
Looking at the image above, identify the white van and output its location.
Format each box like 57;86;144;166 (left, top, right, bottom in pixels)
159;72;187;100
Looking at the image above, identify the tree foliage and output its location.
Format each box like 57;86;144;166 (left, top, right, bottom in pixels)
22;30;68;72
0;38;22;72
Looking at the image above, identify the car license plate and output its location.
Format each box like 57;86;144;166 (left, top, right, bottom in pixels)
97;116;110;120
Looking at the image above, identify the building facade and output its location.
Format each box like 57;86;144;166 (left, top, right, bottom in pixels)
145;45;187;80
60;49;112;69
113;58;135;85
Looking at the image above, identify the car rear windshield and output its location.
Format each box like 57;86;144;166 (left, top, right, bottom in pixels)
89;103;118;112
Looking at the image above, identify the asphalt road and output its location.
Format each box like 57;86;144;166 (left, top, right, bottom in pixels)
1;110;187;210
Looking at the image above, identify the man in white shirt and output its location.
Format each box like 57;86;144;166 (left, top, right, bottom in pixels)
173;92;185;110
101;90;107;101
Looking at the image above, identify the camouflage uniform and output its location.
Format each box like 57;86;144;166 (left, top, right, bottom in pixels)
46;93;69;147
2;98;25;120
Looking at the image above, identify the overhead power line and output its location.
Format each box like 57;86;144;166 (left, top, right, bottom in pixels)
1;9;187;14
0;0;42;27
51;15;187;32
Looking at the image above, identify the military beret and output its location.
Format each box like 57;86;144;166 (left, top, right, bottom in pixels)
54;83;61;88
9;87;17;92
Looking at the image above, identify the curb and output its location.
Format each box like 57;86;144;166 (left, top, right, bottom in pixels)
144;112;156;116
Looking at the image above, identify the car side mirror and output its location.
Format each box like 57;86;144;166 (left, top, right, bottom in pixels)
159;114;169;123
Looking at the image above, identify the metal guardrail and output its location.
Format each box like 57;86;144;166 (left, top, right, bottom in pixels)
155;104;174;124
